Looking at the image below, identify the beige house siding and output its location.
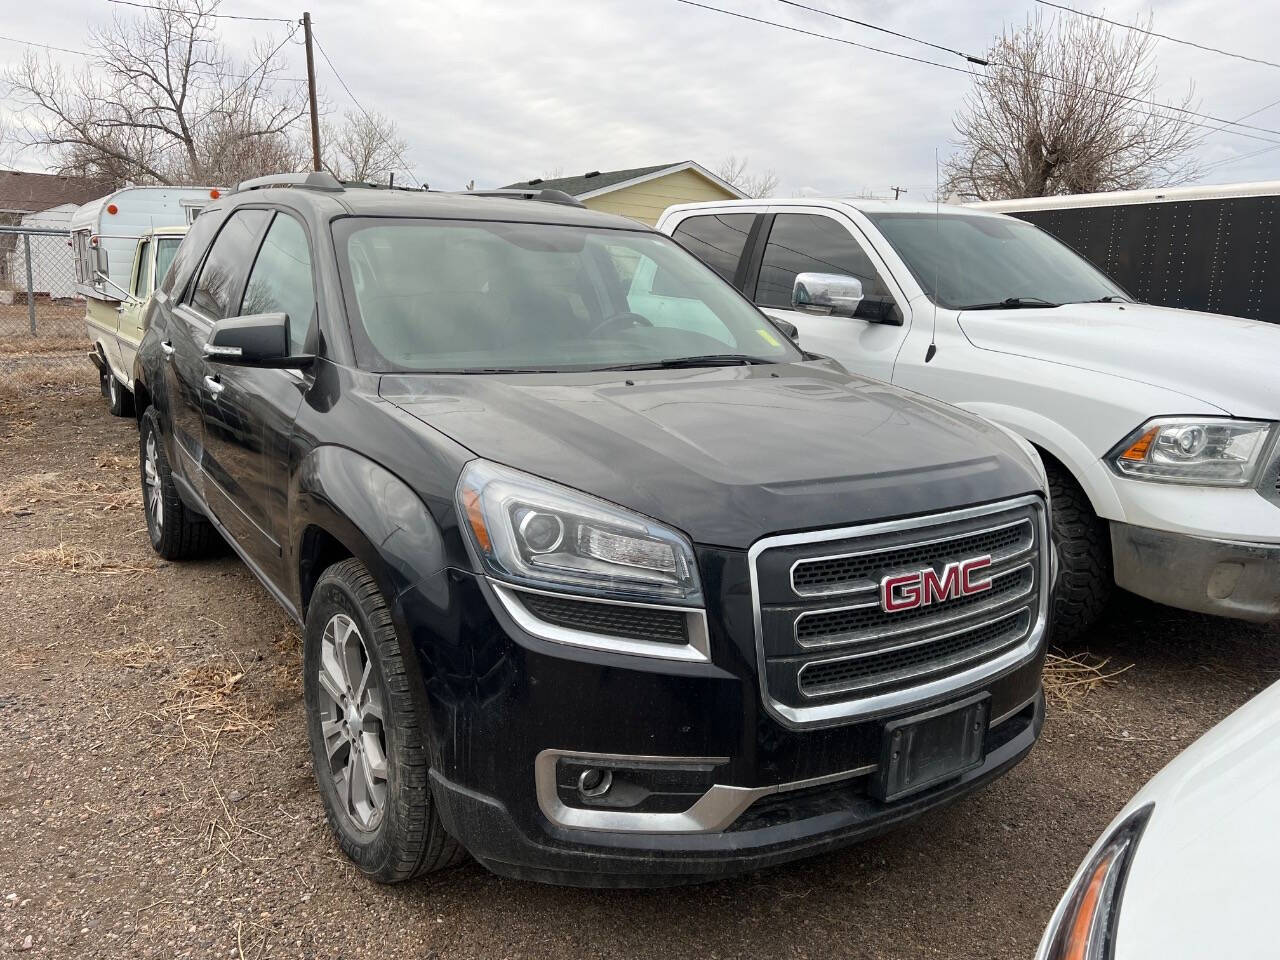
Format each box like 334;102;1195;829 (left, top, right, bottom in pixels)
583;169;740;225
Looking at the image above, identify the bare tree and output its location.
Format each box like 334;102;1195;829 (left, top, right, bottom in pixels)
716;155;780;199
323;109;407;184
944;13;1201;201
4;0;307;187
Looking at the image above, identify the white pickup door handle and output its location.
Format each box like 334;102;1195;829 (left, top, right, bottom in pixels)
203;375;224;398
160;340;175;358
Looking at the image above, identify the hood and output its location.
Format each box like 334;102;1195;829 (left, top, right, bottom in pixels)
958;302;1280;419
380;361;1043;549
1106;679;1280;960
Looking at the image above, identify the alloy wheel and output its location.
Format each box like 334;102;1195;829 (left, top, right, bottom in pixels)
317;613;389;832
143;432;163;532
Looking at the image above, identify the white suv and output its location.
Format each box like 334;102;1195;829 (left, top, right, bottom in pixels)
657;199;1280;639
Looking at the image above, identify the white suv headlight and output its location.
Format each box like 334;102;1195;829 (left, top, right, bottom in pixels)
1108;417;1277;486
457;460;703;605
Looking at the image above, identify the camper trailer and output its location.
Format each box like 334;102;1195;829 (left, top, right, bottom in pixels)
71;185;219;414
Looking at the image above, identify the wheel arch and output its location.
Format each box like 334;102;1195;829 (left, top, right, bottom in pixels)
952;401;1125;522
290;444;450;619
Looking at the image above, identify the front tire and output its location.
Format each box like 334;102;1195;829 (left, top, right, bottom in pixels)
139;409;218;560
303;558;465;883
1046;462;1112;643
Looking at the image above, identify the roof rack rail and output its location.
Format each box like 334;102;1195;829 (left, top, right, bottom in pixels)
235;171;345;194
463;188;585;209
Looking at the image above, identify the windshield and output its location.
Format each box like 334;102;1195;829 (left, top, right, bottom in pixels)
335;218;802;372
864;211;1128;310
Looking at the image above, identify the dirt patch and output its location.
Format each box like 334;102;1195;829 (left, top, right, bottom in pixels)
2;370;1278;959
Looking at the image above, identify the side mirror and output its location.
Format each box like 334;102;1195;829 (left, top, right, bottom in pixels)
771;318;800;342
203;312;312;368
93;245;109;278
793;273;864;318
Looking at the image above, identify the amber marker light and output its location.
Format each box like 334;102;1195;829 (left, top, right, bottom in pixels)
1117;427;1158;462
462;488;492;553
106;203;118;215
210;189;221;199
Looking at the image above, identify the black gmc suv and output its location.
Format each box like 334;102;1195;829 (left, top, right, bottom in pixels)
132;171;1051;887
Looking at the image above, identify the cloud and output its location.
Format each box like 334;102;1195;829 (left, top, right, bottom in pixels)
2;0;1277;190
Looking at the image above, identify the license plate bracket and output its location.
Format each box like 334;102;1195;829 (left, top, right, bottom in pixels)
872;693;990;803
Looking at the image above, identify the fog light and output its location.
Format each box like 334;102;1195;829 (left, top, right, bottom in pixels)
577;767;613;799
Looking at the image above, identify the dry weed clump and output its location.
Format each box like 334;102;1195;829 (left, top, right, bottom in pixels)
0;468;137;517
1043;651;1133;706
0;360;90;401
10;542;155;575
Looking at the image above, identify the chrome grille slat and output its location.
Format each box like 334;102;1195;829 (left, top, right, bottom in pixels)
794;561;1034;648
748;495;1050;728
790;517;1035;598
797;608;1032;698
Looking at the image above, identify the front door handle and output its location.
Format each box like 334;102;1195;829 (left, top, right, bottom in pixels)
160;340;175;358
203;375;224;398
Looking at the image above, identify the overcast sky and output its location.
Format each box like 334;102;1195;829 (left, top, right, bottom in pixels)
2;0;1278;196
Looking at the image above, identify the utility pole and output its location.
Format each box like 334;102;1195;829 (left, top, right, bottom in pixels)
302;12;322;172
890;186;907;200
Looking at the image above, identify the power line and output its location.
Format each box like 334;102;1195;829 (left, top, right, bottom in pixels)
771;0;986;64
1035;0;1280;72
105;0;295;23
0;31;308;82
762;0;1280;140
671;0;1280;147
1199;143;1280;176
311;31;421;187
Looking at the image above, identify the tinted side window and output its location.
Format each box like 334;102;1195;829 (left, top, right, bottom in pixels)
161;206;224;297
756;214;895;320
671;213;755;283
188;209;270;320
240;214;316;354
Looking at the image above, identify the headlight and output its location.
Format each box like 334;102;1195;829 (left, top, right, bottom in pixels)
1040;804;1152;960
1108;417;1276;486
457;459;703;605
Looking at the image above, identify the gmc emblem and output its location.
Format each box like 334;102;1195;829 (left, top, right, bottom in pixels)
880;555;993;613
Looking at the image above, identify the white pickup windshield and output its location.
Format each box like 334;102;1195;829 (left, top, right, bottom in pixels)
336;219;801;372
865;211;1128;310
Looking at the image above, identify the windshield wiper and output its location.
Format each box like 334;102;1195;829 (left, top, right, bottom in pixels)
597;354;775;371
1071;295;1130;304
959;296;1060;310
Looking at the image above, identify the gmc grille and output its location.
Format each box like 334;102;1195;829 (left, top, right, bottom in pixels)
749;496;1049;727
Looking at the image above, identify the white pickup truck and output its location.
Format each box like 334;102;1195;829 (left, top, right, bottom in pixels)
656;198;1280;639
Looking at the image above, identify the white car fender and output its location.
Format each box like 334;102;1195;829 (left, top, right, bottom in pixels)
952;400;1126;522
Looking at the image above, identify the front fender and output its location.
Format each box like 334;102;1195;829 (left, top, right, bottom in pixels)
291;444;450;609
955;401;1125;521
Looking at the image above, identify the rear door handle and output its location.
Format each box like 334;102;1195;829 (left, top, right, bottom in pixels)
203;375;224;398
160;340;175;358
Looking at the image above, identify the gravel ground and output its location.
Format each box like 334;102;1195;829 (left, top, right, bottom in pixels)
3;371;1278;960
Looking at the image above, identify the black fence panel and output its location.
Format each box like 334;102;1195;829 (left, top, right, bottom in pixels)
1011;195;1280;322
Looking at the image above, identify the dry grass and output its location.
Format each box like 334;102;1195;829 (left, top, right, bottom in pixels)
0;468;137;517
0;358;91;401
93;638;170;668
9;541;156;575
0;335;86;355
1043;651;1134;706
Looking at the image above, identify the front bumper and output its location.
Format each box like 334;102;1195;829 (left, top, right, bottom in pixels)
393;556;1046;887
1111;522;1280;623
429;694;1043;887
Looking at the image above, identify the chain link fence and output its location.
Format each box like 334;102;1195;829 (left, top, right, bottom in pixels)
0;225;91;396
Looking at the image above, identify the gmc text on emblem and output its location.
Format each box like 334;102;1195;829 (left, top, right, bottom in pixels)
880;556;994;613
